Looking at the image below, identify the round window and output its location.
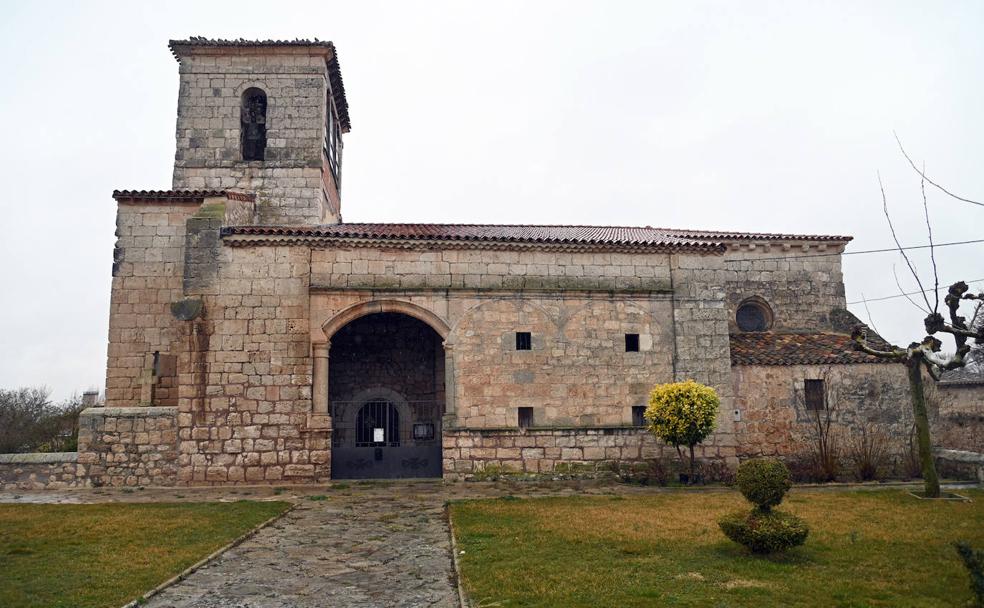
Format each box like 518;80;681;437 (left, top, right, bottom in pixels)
736;299;773;332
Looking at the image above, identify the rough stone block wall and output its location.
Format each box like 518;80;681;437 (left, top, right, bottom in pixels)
105;201;199;406
309;247;674;292
442;427;728;479
308;246;681;429
77;407;178;487
0;453;86;491
448;294;674;427
171;52;337;224
175;245;328;485
667;255;737;455
723;243;847;332
733;363;984;463
935;385;984;453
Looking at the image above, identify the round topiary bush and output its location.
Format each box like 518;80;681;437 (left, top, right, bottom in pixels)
735;458;792;512
720;457;809;554
718;510;809;554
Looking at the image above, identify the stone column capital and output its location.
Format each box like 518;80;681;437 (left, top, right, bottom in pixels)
313;341;331;358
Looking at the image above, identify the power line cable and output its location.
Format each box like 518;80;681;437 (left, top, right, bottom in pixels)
847;278;984;305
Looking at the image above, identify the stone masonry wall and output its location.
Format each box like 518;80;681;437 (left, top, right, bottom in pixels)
307;246;684;430
723;243;847;332
733;364;984;463
442;427;731;479
935;384;984;453
105;201;199;406
171;51;338;224
732;363;912;462
174;245;328;485
78;407;179;487
0;453;86;491
307;244;739;470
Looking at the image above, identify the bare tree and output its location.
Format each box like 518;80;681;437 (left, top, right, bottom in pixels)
797;367;840;482
852;146;984;497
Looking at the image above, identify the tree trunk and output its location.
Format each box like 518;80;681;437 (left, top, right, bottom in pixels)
906;357;941;498
688;444;696;484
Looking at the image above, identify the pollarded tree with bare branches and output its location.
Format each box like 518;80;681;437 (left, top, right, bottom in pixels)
852;138;984;498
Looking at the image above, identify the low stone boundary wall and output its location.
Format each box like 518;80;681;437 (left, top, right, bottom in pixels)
934;448;984;484
0;452;87;490
442;426;734;480
78;406;179;487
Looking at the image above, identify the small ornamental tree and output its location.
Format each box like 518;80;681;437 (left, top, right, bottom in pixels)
645;380;720;482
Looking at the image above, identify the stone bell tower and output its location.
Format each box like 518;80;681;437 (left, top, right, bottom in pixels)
168;38;351;225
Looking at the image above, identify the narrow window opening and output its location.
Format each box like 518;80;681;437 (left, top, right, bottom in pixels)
804;379;826;411
625;333;640;352
518;407;534;428
241;88;267;161
515;332;532;351
324;92;342;185
632;405;646;426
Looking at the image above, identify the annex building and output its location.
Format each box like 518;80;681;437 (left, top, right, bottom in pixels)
3;38;980;488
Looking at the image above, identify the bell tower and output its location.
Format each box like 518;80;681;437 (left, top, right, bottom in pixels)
168;38;351;225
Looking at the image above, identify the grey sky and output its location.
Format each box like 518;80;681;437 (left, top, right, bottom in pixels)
1;1;981;400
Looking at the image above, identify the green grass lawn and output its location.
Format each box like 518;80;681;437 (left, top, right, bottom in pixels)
0;501;291;608
450;489;984;607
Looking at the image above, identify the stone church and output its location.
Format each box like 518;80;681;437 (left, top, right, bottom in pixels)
27;37;976;488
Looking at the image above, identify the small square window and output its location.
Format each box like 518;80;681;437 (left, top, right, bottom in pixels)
632;405;646;426
804;379;826;411
516;332;532;350
518;407;534;428
625;333;640;352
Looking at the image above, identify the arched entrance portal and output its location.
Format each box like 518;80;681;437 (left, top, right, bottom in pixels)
328;312;445;479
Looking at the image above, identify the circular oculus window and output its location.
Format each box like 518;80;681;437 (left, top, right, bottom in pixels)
736;300;773;332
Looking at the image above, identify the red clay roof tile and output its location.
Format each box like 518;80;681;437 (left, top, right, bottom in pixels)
730;332;892;366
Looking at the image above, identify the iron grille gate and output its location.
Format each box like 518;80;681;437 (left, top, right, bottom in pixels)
331;400;442;479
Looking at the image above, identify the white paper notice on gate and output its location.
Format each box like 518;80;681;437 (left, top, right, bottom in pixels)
373;428;385;443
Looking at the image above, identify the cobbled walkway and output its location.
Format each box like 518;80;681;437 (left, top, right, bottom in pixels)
142;485;458;608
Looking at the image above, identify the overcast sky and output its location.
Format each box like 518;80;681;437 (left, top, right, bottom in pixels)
1;1;981;401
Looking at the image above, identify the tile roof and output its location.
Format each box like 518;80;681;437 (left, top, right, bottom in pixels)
167;37;350;131
221;223;852;251
730;332;893;366
666;228;852;243
222;223;729;252
112;190;255;202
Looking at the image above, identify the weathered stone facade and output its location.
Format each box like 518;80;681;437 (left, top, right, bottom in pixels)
60;38;980;486
732;363;912;459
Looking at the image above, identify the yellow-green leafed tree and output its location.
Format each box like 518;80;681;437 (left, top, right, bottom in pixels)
645;380;720;483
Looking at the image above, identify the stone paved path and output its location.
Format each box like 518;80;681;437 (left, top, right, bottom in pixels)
143;485;458;608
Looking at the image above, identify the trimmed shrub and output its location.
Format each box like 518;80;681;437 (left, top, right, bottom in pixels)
720;457;808;554
719;510;809;554
735;458;792;512
955;542;984;607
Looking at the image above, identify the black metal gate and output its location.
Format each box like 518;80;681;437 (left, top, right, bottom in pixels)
331;400;443;479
